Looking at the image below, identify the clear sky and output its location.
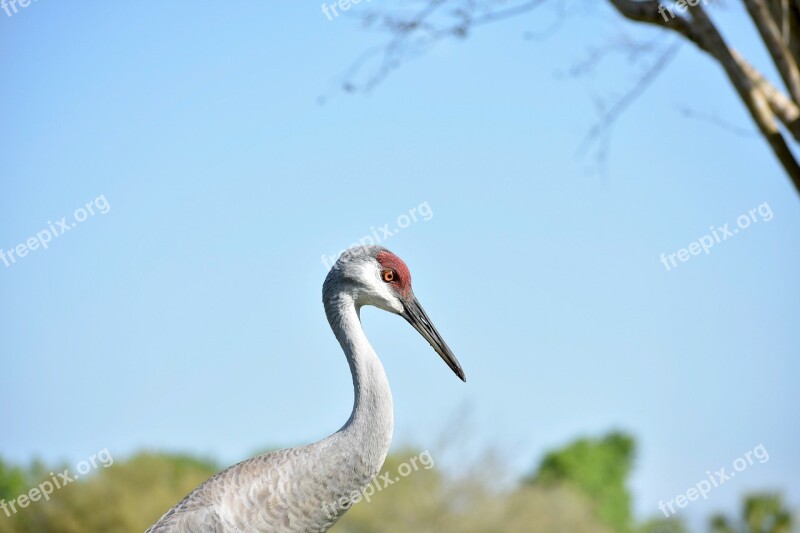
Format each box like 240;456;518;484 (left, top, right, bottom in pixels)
2;1;798;527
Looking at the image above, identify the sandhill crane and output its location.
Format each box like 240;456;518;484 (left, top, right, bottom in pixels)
146;245;465;532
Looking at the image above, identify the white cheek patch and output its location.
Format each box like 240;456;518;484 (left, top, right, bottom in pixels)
358;263;404;313
374;280;404;313
386;297;403;314
356;263;380;287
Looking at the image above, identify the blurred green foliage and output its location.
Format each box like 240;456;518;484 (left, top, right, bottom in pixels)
530;430;634;532
0;453;217;533
710;493;793;533
0;433;793;533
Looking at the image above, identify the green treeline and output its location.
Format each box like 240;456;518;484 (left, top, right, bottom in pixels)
0;431;793;533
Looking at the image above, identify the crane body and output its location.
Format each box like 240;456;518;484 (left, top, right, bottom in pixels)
146;246;464;532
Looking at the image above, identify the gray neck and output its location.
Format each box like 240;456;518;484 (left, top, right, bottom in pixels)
324;292;393;482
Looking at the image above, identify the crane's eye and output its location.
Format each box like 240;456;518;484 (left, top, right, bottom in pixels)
381;269;396;283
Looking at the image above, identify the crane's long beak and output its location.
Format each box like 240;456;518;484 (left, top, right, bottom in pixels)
401;294;466;382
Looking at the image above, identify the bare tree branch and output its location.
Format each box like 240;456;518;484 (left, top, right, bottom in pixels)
734;49;800;140
676;105;760;137
344;0;550;91
579;39;682;170
608;0;800;192
341;0;800;195
744;0;800;103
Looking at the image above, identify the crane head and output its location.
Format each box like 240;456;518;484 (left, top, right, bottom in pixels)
325;245;466;382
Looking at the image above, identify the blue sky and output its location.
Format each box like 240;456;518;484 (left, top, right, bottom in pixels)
2;1;798;527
